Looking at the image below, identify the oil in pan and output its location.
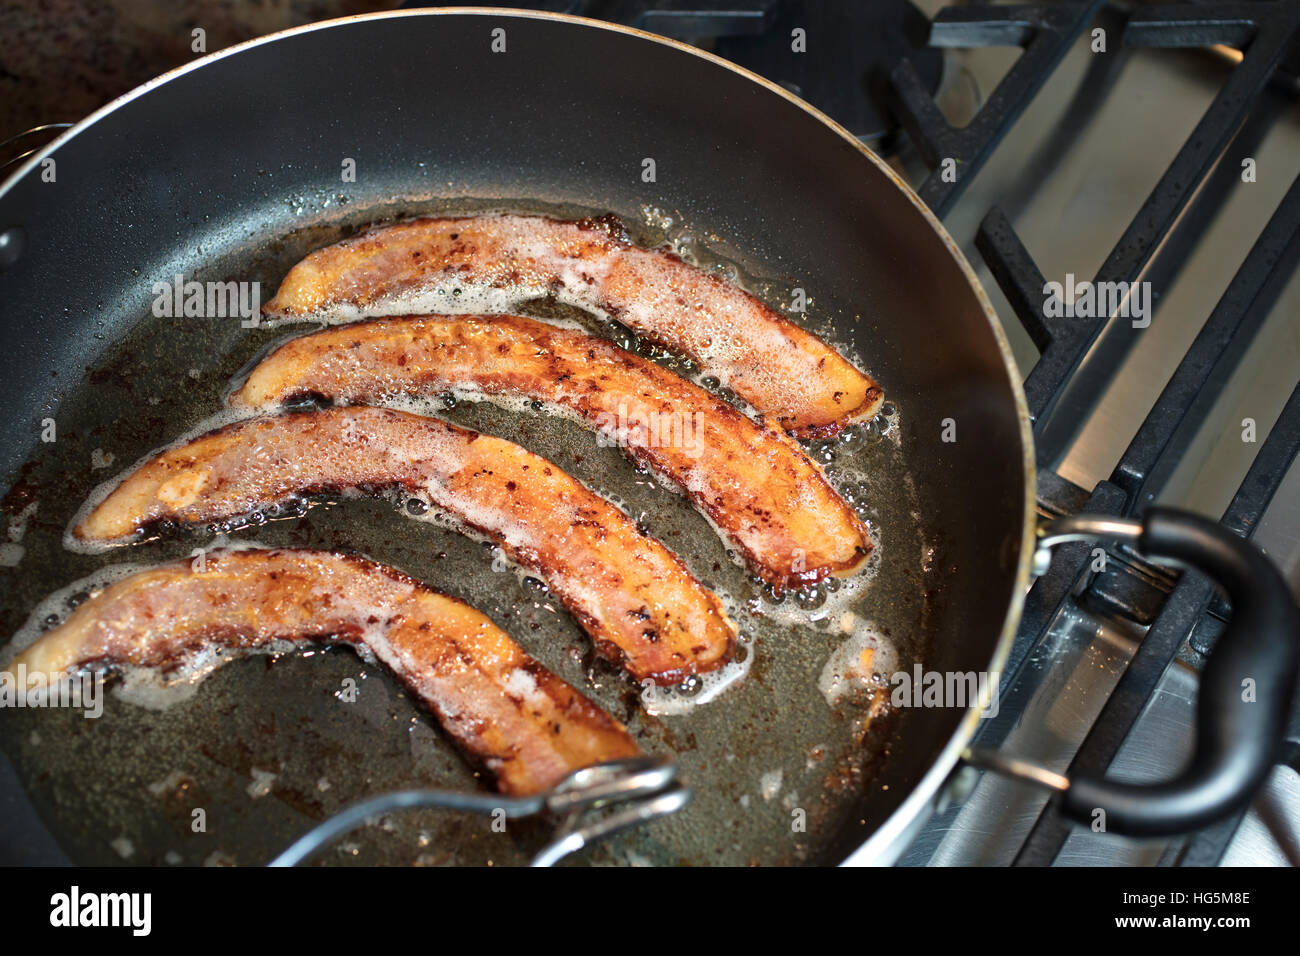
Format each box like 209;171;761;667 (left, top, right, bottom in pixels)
0;198;935;866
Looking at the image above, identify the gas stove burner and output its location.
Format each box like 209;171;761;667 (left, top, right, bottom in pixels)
712;0;943;142
494;0;944;142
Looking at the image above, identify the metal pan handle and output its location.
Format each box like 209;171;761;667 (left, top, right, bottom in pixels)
968;506;1299;837
0;123;73;171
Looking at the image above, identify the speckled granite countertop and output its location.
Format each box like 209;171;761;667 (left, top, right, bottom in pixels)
0;0;397;141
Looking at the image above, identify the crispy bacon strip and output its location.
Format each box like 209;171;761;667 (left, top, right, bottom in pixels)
2;548;639;795
262;214;882;438
73;407;735;684
231;314;872;591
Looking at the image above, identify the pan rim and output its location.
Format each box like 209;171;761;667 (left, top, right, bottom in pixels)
0;6;1038;865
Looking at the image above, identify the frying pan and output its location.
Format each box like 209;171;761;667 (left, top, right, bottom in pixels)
0;8;1294;867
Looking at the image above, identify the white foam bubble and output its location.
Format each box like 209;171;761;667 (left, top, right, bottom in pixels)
744;520;882;630
639;627;753;716
759;768;783;802
817;618;897;709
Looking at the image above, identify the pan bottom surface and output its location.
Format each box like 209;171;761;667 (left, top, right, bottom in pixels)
0;198;947;866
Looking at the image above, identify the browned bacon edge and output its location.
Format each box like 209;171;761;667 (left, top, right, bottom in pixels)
229;314;873;592
71;406;737;685
1;548;641;795
261;213;883;438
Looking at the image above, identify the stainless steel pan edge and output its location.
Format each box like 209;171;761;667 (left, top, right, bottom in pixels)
0;7;1039;866
810;115;1037;865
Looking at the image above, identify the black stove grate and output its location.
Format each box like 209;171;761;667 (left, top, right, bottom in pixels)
891;1;1109;217
894;0;1300;867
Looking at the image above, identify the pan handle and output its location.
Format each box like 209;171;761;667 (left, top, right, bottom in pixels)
0;123;73;171
966;506;1299;837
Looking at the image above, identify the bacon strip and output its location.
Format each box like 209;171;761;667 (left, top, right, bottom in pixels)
73;407;735;684
262;214;882;438
2;548;639;795
231;314;872;591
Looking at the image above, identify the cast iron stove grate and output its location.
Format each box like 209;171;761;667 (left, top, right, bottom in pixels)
891;0;1300;867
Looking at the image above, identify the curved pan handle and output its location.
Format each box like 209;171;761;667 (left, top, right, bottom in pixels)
267;756;688;867
0;123;73;172
969;506;1299;837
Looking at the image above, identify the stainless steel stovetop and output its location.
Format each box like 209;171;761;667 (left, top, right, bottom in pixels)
897;0;1300;867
